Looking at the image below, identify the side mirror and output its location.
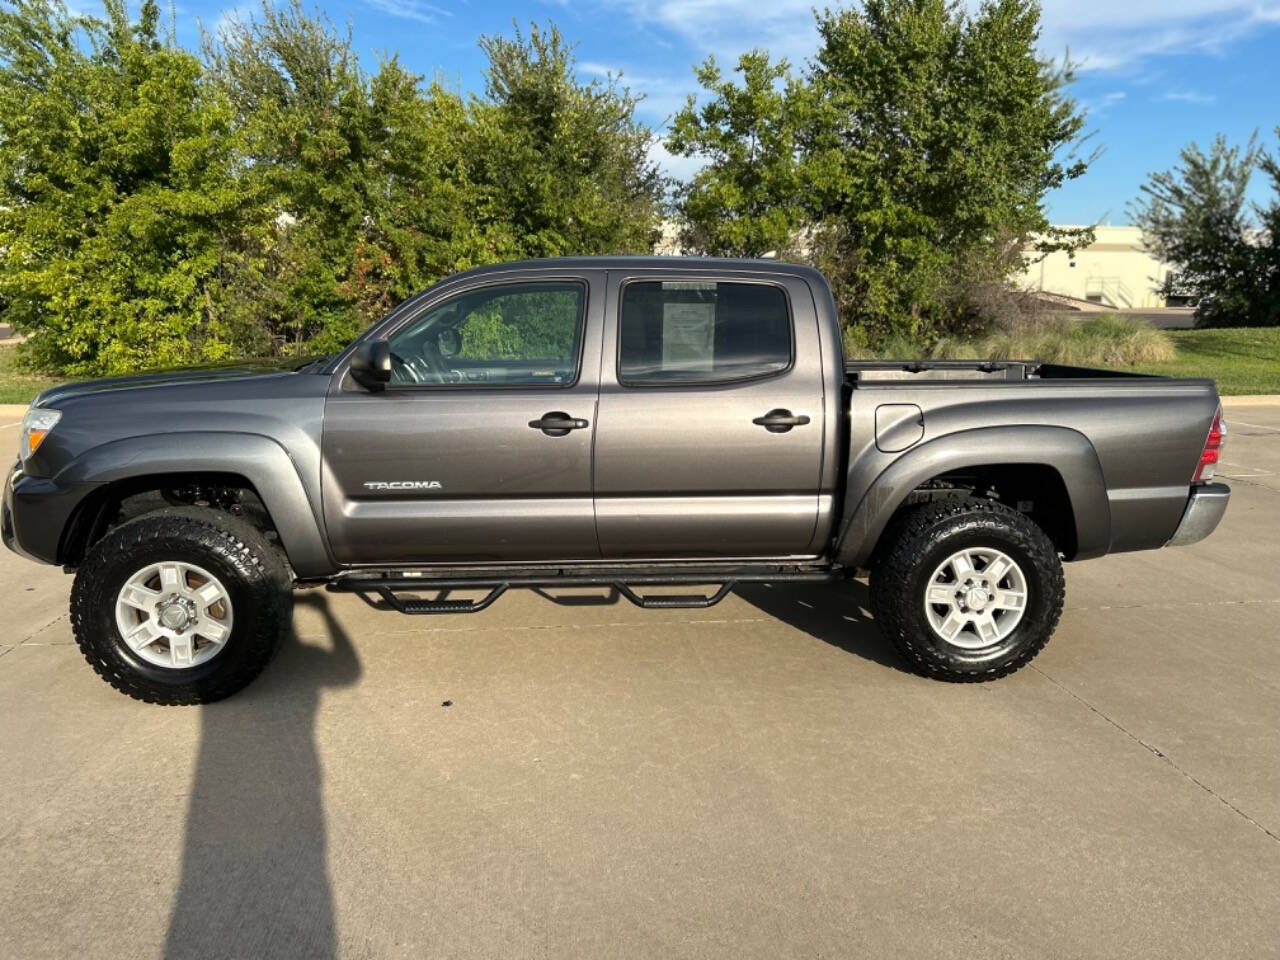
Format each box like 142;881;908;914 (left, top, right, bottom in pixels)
349;339;391;391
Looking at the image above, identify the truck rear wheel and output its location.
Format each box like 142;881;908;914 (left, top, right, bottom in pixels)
869;498;1064;682
70;508;292;704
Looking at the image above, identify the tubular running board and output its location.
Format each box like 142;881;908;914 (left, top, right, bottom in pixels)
327;564;841;615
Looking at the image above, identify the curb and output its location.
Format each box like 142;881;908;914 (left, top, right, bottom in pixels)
1221;395;1280;407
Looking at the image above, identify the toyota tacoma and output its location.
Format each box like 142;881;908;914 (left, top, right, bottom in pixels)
3;258;1231;702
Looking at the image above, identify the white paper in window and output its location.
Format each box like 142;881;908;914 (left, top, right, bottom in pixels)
661;298;715;372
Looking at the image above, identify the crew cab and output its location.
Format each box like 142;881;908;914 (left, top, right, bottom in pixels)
3;258;1230;703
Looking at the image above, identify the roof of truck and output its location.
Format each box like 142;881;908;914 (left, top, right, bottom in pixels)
444;256;827;282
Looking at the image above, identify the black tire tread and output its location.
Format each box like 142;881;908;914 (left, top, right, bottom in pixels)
870;497;1065;682
70;508;292;705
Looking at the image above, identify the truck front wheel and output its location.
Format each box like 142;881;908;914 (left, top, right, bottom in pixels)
70;508;292;704
869;498;1065;681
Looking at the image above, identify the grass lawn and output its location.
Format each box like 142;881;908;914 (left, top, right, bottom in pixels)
1135;326;1280;395
0;345;61;405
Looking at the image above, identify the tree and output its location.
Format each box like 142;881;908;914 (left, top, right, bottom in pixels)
204;0;378;351
1131;133;1278;327
468;23;664;260
1254;145;1280;324
812;0;1093;342
207;12;664;352
0;0;259;374
669;0;1092;345
666;52;814;257
1;0;667;374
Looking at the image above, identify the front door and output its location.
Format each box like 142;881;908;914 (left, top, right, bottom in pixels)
593;272;827;559
322;272;603;565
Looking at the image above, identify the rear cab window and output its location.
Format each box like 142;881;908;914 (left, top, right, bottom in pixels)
618;281;792;385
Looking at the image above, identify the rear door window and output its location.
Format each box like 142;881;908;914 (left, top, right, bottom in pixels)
618;281;792;385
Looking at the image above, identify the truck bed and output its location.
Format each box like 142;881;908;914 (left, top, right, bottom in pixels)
835;359;1220;566
845;360;1168;383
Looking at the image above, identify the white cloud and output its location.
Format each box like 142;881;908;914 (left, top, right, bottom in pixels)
1043;2;1279;73
648;140;707;184
215;1;261;35
609;0;818;67
1159;90;1217;105
579;61;693;123
360;0;451;26
1083;89;1127;117
597;0;1280;75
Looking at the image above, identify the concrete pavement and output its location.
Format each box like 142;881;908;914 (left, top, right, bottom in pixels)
1;406;1278;959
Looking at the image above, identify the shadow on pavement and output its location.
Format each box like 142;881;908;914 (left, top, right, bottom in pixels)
733;580;910;674
164;593;360;960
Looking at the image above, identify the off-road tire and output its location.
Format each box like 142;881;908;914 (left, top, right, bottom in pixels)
869;498;1064;682
71;507;292;704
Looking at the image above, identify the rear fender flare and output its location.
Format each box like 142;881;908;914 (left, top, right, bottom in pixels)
834;425;1110;568
56;432;334;578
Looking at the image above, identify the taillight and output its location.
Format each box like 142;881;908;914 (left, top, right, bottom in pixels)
1193;405;1227;482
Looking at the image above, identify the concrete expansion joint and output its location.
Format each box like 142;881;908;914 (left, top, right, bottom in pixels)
1031;665;1280;847
19;613;68;646
1070;598;1280;612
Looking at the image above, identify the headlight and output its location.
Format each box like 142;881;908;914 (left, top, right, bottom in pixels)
20;408;61;461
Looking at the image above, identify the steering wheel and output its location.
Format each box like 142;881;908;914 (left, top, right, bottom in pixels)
418;336;454;382
389;350;420;384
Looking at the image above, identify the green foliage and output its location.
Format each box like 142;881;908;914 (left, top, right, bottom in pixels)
471;24;664;260
0;1;662;375
0;0;260;374
667;52;814;257
669;0;1092;346
926;315;1175;366
456;290;580;361
1132;132;1280;328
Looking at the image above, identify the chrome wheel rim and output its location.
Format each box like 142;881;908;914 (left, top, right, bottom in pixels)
114;561;234;669
923;547;1028;650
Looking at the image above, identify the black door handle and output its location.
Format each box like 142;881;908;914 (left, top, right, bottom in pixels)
752;409;811;433
529;411;589;437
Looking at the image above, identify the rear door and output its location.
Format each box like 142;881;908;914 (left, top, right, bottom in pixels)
593;270;827;559
322;270;604;565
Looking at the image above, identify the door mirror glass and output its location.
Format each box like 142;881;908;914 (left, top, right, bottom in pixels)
349;338;391;391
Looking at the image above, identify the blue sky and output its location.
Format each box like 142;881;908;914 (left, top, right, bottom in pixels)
162;0;1280;225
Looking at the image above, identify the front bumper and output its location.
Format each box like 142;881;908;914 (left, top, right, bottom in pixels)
1166;482;1231;547
3;461;100;566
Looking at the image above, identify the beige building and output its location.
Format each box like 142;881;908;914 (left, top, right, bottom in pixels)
1018;225;1171;309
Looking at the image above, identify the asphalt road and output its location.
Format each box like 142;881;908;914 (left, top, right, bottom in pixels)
1;402;1278;959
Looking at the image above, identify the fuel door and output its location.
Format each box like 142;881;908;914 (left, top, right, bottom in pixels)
875;403;925;453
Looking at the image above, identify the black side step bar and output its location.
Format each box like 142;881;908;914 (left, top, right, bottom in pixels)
365;584;509;615
327;566;840;615
613;582;736;609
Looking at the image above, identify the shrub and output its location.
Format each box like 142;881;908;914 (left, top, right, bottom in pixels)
0;1;662;376
926;315;1175;367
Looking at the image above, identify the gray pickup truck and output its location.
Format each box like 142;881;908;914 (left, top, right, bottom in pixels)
4;258;1230;703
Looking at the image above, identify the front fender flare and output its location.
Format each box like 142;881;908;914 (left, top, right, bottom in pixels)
56;432;334;578
834;425;1110;568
